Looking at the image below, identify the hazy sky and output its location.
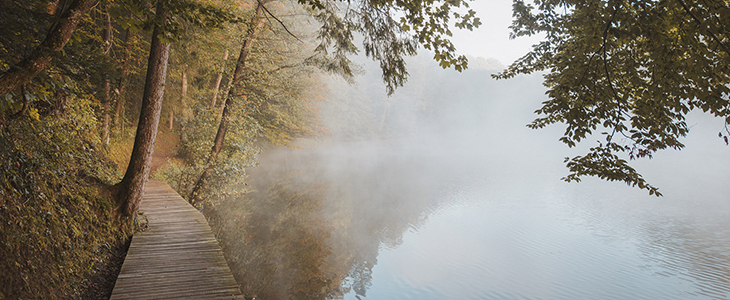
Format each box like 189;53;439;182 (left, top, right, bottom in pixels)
449;0;544;66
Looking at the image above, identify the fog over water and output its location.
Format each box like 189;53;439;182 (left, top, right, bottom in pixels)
226;53;730;299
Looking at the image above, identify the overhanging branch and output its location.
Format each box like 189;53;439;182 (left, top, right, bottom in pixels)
257;0;303;42
676;0;730;58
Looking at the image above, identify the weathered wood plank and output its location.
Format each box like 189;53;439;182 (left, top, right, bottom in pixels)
110;180;243;300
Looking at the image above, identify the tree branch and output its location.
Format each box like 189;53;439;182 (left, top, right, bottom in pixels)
0;0;99;95
601;6;622;144
257;0;303;42
676;0;730;58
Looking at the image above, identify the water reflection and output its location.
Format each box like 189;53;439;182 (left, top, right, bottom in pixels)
212;173;337;299
212;140;730;300
210;141;458;299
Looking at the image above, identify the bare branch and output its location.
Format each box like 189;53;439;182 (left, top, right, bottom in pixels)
257;0;303;42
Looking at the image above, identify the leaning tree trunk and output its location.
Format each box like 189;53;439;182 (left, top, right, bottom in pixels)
216;74;233;122
189;2;266;205
115;2;170;219
0;0;98;95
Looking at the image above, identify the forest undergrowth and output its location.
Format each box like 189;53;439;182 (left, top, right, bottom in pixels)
0;97;133;299
1;107;184;298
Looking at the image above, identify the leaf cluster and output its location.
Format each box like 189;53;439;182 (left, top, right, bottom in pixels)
302;0;481;94
243;26;328;146
496;0;730;195
110;0;238;43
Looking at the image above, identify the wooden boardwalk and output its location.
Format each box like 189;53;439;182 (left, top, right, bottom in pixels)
110;180;243;299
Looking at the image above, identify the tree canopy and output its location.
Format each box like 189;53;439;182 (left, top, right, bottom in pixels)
305;0;482;94
496;0;730;195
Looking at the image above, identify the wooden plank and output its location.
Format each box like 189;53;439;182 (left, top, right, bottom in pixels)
110;180;243;300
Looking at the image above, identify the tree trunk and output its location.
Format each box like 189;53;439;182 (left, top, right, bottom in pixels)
189;2;266;205
115;2;170;219
216;74;233;122
168;106;174;130
180;66;188;131
102;79;111;144
210;50;228;108
115;28;133;132
0;0;98;95
101;8;113;145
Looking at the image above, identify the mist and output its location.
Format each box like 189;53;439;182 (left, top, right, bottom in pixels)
212;51;730;300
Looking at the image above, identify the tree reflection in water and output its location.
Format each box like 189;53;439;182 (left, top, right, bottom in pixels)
209;143;445;300
212;173;337;300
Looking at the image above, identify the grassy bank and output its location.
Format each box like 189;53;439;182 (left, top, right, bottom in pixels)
0;101;130;299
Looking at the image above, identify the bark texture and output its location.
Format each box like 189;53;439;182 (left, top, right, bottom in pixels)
116;2;170;218
0;0;98;95
189;2;266;205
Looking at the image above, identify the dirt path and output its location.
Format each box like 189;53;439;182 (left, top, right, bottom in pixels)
149;128;180;174
109;127;181;176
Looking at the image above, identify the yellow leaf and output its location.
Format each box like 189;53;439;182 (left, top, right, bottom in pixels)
29;108;40;121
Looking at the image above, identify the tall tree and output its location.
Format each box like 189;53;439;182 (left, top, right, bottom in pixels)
497;0;730;195
167;66;187;131
168;95;175;130
101;6;114;145
114;0;234;217
115;0;170;218
179;66;188;128
0;0;99;95
189;1;268;205
114;28;134;132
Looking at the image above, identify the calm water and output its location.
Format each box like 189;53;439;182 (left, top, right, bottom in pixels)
236;67;730;299
233;58;730;299
244;132;730;300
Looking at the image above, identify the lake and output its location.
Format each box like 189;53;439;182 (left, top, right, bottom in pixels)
233;129;730;300
218;64;730;299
